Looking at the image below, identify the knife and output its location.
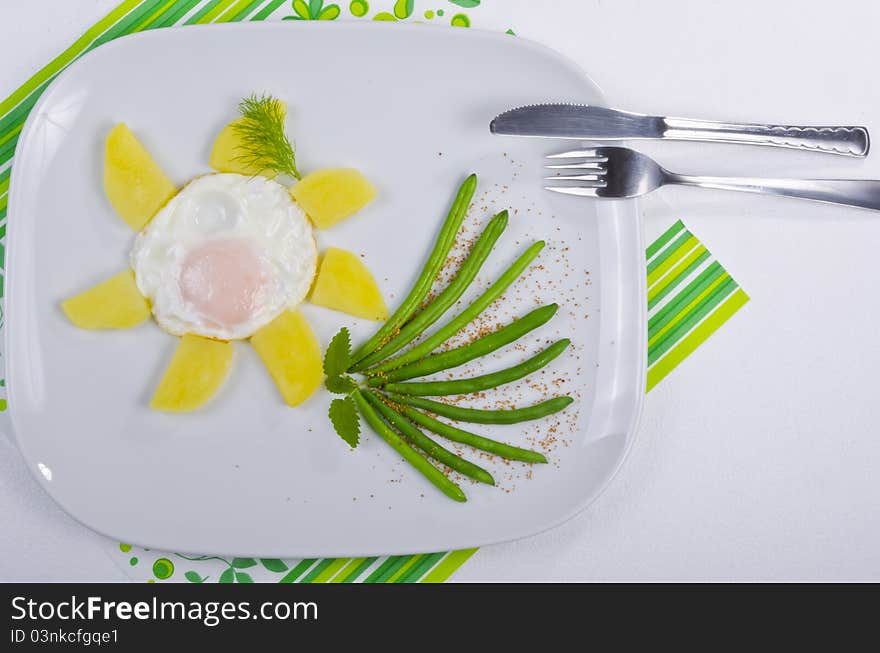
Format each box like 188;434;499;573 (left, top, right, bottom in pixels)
490;103;870;157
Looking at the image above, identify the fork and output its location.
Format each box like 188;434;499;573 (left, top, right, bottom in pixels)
545;146;880;210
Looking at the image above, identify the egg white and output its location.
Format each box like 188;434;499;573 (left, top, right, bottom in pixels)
131;173;317;340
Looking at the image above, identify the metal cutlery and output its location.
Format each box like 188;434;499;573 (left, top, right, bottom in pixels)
491;104;870;157
545;146;880;210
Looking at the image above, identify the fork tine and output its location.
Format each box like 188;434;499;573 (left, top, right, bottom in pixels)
547;149;600;159
544;160;606;170
544;174;604;182
545;186;601;197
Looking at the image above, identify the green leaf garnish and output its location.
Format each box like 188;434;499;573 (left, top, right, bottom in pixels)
325;374;358;394
329;396;360;448
323;327;352;378
233;93;301;180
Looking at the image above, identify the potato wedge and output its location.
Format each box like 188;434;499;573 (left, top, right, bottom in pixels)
290;168;376;229
209;118;276;178
309;247;388;321
250;310;322;407
61;269;150;329
150;335;233;412
104;123;176;231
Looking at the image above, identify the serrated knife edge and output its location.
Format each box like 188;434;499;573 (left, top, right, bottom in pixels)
489;103;666;140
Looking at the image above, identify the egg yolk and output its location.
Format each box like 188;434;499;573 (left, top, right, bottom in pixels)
180;239;270;329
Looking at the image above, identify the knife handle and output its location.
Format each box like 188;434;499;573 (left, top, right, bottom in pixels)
663;117;869;157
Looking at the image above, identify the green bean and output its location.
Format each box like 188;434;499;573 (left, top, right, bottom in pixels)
351;210;509;371
351;391;466;502
390;402;547;463
384;339;570;396
364;391;495;486
386;392;574;425
349;174;477;367
366;241;545;375
366;304;559;385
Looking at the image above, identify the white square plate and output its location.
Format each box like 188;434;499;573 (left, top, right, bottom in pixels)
5;22;645;557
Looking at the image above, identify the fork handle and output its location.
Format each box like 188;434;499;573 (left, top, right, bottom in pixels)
663;117;869;157
667;174;880;211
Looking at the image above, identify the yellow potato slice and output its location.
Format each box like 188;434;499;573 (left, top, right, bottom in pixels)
309;247;388;321
61;269;150;330
209;118;277;178
150;335;233;412
290;168;377;229
104;123;177;231
250;310;322;407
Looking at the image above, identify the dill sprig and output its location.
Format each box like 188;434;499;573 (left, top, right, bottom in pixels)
232;94;301;180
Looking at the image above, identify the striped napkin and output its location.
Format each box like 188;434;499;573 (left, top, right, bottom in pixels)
0;0;748;582
646;220;749;391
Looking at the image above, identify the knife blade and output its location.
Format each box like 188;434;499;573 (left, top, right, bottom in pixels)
490;103;870;157
491;104;665;140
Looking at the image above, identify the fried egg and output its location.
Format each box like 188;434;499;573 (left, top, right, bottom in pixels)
131;173;316;340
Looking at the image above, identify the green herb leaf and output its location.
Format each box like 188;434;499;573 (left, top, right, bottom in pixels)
449;0;480;7
232;557;257;569
329;396;360;448
260;559;288;573
325;374;358;394
219;568;235;583
235;572;254;583
233;94;301;180
185;571;206;583
323;328;352;378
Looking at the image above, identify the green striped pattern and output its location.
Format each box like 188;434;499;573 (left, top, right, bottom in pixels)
645;220;749;391
261;549;476;584
270;551;470;584
4;1;746;584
